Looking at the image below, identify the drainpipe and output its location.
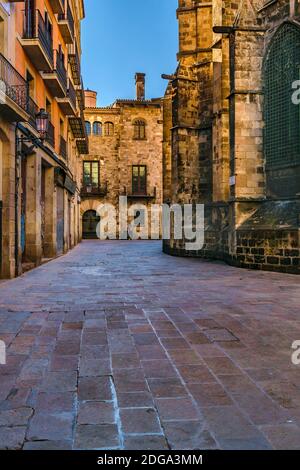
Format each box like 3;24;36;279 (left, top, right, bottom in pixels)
15;125;19;278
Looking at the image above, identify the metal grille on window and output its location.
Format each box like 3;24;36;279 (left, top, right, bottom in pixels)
264;23;300;169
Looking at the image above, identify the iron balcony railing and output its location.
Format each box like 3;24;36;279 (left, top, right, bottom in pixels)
68;43;81;85
46;121;55;148
54;50;67;91
27;96;39;129
58;2;75;38
0;52;29;112
23;10;53;66
67;78;77;110
59;135;67;159
81;182;108;198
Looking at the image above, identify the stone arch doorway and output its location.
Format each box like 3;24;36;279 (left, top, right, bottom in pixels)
82;210;100;239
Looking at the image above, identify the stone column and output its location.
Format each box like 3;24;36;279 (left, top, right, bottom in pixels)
0;125;16;278
25;152;42;265
43;167;57;258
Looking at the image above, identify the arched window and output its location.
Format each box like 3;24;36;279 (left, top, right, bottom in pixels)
104;122;114;136
93;121;102;136
264;23;300;170
85;121;91;135
133;120;146;140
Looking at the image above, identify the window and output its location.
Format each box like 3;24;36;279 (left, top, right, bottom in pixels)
133;120;146;140
104;122;114;136
83;161;99;188
132;165;147;195
93;121;102;136
85;121;91;135
264;23;300;169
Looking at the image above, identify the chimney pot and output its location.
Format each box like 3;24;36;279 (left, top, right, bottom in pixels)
135;73;146;100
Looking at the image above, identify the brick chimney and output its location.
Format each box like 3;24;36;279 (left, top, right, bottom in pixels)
84;89;97;108
135;73;145;100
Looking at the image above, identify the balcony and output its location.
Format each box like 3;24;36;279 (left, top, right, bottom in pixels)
20;10;53;72
68;43;81;86
81;182;108;198
58;2;74;44
48;0;65;14
76;78;85;112
123;187;157;200
27;96;39;130
59;135;68;159
57;78;77;115
0;53;29;122
45;121;55;148
76;138;89;154
69;112;86;138
40;50;67;98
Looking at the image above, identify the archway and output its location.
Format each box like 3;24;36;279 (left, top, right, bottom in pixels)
82;210;100;239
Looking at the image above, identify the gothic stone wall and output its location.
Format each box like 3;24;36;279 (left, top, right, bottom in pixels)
163;0;299;274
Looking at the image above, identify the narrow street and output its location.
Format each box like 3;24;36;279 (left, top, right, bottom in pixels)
0;240;299;450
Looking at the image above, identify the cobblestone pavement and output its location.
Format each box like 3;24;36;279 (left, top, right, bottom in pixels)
0;241;300;450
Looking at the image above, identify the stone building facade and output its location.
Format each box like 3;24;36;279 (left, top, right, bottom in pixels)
0;0;87;278
163;0;300;274
81;74;163;239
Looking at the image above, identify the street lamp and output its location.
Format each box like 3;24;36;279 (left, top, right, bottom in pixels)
17;108;49;147
35;108;49;142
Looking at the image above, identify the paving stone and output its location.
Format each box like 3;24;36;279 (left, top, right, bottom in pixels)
162;421;217;450
40;371;78;392
79;359;111;377
124;435;169;450
168;350;203;365
116;389;154;408
177;365;216;384
78;376;112;401
188;383;233;407
111;352;140;370
259;424;300;450
50;355;79;371
23;440;73;450
141;360;177;378
35;392;75;413
27;413;74;441
147;378;188;398
120;407;162;434
0;407;33;426
74;424;119;449
0;240;299;450
204;357;242;376
0;426;26;450
155;397;200;421
78;401;115;425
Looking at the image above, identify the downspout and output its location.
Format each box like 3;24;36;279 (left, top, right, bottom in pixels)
15;124;20;277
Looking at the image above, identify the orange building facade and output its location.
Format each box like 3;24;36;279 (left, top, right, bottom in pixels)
0;0;88;278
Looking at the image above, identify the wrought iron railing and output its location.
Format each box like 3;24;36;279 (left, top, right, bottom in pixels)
54;50;67;91
23;10;53;66
67;78;77;110
81;182;108;197
58;1;74;39
68;43;81;85
59;135;67;159
46;121;55;148
0;52;28;112
27;96;39;129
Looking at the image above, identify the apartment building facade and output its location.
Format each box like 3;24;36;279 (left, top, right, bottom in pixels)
0;0;88;278
81;74;163;239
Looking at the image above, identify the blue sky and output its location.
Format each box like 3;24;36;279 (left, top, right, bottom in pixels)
81;0;178;106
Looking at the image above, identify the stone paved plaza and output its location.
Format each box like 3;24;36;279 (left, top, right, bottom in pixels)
0;241;299;450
